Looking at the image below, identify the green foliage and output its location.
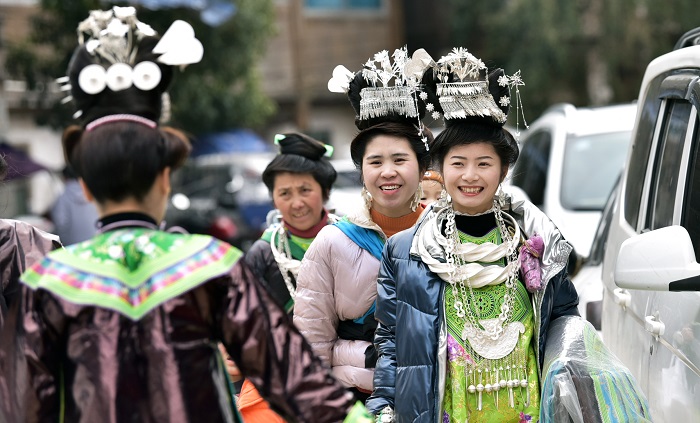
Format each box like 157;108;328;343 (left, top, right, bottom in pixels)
446;0;698;121
7;0;276;134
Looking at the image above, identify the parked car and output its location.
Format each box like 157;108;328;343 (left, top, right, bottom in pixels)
510;102;636;259
570;175;620;332
328;159;362;216
165;152;275;250
601;30;700;421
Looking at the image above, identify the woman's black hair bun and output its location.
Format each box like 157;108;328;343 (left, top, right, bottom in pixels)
488;68;510;118
276;133;328;161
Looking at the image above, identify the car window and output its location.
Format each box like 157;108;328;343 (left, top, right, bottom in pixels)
588;176;620;265
560;131;630;211
624;76;665;227
511;130;551;206
682;111;700;261
334;169;362;189
646;100;692;231
174;165;231;198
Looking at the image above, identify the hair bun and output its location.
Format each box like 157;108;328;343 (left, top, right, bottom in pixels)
276;133;328;161
488;68;510;118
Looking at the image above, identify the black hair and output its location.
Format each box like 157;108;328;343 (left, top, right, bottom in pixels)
62;123;190;203
261;133;337;202
350;121;432;176
62;19;189;204
431;122;519;177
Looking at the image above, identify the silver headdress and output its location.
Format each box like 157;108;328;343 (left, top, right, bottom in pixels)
434;47;528;135
57;6;203;124
328;46;436;150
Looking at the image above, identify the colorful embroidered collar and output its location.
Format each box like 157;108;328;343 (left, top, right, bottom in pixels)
21;228;241;320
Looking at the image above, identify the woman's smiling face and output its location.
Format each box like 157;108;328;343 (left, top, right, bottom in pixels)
362;135;420;217
442;142;508;215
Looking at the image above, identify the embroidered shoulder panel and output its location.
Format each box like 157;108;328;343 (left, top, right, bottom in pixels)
21;229;241;320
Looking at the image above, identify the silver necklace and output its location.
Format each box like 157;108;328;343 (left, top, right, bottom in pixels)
445;202;522;359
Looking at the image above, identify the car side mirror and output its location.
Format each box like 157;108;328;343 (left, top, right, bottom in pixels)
614;225;700;291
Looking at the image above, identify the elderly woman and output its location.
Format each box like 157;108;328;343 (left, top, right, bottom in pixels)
235;133;337;422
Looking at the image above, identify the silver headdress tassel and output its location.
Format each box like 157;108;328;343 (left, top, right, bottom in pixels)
435;47;529;136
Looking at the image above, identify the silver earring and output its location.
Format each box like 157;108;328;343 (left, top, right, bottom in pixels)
410;185;423;212
494;183;507;209
362;186;373;209
437;188;450;208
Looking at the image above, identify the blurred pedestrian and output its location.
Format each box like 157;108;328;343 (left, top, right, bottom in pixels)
366;47;580;422
419;169;443;208
19;7;370;423
50;165;98;245
0;154;62;423
293;47;433;403
234;132;339;422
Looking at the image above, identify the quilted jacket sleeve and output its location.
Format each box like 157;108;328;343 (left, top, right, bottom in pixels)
365;239;397;415
293;228;339;364
537;267;580;368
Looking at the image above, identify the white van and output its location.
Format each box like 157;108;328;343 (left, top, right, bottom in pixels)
601;31;700;421
510;103;636;259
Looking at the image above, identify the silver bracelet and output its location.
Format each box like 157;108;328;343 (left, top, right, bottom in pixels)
376;406;394;423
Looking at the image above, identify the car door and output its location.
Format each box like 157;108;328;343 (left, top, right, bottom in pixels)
601;73;666;395
641;77;700;420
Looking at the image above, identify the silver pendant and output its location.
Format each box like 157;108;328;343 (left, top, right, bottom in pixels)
462;319;525;360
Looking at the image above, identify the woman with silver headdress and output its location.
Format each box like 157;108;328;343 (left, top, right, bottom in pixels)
19;7;371;423
366;48;580;422
293;47;434;402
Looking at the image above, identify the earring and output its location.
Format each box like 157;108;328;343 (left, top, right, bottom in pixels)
494;183;507;209
361;186;373;209
437;188;451;208
410;185;423;212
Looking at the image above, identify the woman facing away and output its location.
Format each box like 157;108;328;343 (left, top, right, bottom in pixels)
366;48;580;422
234;132;338;422
18;8;370;423
293;47;433;402
0;155;62;423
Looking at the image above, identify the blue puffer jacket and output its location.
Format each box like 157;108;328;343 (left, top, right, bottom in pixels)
366;195;580;422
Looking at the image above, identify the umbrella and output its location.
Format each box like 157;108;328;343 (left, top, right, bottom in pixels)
0;142;47;181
